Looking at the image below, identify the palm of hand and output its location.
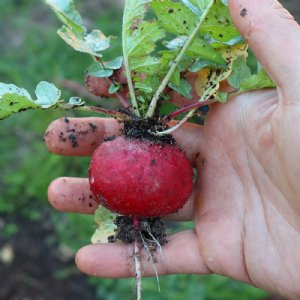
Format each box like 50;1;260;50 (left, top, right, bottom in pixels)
193;89;300;297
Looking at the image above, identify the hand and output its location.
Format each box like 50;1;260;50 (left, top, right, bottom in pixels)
45;0;300;298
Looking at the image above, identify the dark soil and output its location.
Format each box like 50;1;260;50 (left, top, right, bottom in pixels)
108;216;168;250
122;118;176;145
0;212;98;300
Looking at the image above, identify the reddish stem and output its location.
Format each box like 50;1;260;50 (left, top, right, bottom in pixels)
86;105;126;116
162;97;216;122
59;103;128;119
133;217;140;229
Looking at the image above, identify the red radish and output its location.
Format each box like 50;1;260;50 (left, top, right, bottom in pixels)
84;66;128;98
85;74;111;97
89;135;193;217
113;64;127;85
84;74;129;99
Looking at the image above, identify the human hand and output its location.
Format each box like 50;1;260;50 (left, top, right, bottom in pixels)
45;0;300;298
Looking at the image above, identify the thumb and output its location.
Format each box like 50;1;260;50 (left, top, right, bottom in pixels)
229;0;300;101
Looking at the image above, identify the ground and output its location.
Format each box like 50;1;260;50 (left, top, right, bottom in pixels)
0;210;98;300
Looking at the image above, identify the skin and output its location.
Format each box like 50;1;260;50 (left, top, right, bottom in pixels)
45;0;300;298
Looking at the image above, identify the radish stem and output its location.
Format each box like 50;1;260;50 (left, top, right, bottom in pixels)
58;103;127;118
154;98;216;136
155;109;195;136
133;218;142;300
162;97;216;121
122;2;141;117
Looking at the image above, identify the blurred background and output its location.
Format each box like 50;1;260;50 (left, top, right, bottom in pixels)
0;1;299;299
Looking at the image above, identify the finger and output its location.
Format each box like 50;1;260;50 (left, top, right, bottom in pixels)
229;0;300;100
75;230;210;278
44;117;121;156
48;177;198;221
45;117;205;164
48;177;99;214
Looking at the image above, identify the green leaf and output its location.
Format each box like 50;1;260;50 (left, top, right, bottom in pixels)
123;3;165;102
68;97;85;106
58;27;110;58
35;81;61;107
135;75;161;96
122;0;150;36
43;0;86;34
122;0;152;116
159;101;178;116
86;57;123;78
45;0;112;58
169;79;193;99
109;83;121;94
189;58;224;72
209;35;245;48
170;67;181;86
130;56;161;74
0;82;61;120
105;56;123;70
215;91;229;103
152;0;198;35
0;94;38;120
228;56;251;89
135;82;153;94
166;36;226;65
137;95;147;103
194;44;248;103
0;83;32;99
91;206;117;244
126;21;165;57
200;0;240;43
240;69;276;92
181;0;201;15
188;0;214;12
86;63;113;78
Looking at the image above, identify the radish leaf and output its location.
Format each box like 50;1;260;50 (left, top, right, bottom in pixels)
0;82;61;120
194;44;248;102
45;0;111;58
68;97;85;106
126;21;165;57
58;27;111;58
43;0;85;34
166;36;226;65
152;1;198;35
187;0;215;12
87;57;123;78
91;206;117;244
130;56;161;74
199;0;240;43
169;79;193;99
35;81;61;107
228;56;252;89
240;69;276;92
